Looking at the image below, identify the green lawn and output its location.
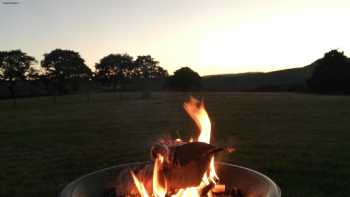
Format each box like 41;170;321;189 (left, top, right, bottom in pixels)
1;92;350;197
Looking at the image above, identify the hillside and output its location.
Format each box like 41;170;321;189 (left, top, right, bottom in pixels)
202;62;317;91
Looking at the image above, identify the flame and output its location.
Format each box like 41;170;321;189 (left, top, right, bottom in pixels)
153;155;167;197
130;171;150;197
131;97;221;197
184;97;219;184
209;157;219;183
183;97;211;144
172;187;201;197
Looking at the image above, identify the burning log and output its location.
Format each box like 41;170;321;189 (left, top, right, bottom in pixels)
115;141;234;196
112;184;245;197
152;141;234;166
152;141;234;189
212;184;226;193
211;185;244;197
115;97;238;197
200;182;215;196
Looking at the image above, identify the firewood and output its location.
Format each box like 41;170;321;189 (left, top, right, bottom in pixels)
168;142;217;166
152;142;234;189
116;142;235;195
152;142;234;167
150;142;214;189
211;184;225;193
212;186;244;197
201;182;215;196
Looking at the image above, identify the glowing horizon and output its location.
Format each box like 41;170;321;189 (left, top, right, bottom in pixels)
1;0;350;76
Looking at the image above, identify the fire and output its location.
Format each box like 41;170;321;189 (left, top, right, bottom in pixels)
131;97;220;197
183;97;211;144
130;171;150;197
153;155;167;197
184;97;219;184
172;187;201;197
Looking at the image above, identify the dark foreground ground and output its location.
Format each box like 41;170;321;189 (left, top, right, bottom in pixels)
1;92;350;197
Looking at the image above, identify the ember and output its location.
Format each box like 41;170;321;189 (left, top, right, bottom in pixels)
118;97;236;197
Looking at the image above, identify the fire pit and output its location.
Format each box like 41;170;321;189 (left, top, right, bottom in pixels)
60;162;281;197
61;97;281;197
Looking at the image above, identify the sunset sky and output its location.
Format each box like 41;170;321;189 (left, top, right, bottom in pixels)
1;0;350;75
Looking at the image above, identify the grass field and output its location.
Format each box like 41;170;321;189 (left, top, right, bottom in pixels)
1;92;350;197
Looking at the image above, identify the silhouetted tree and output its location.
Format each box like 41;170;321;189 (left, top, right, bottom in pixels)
134;55;168;79
41;49;91;97
133;55;168;97
27;67;41;81
308;49;350;93
0;62;3;81
168;67;202;91
0;50;37;106
95;53;134;92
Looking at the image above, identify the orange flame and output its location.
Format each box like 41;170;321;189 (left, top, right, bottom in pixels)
172;187;201;197
183;97;211;144
130;171;150;197
184;97;219;183
131;97;220;197
153;155;167;197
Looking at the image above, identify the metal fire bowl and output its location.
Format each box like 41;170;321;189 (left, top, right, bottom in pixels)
60;162;281;197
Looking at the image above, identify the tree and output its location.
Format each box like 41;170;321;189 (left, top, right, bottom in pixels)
0;50;37;106
168;67;202;91
95;53;134;91
27;67;41;81
134;55;168;79
308;49;350;93
41;49;91;95
0;59;3;81
133;55;168;97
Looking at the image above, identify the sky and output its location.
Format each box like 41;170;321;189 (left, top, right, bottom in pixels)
1;0;350;76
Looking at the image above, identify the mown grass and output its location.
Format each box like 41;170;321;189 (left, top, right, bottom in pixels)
1;92;350;197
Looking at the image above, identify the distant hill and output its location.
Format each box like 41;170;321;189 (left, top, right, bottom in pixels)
202;61;318;91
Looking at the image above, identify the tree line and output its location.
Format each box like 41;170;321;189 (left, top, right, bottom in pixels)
0;49;202;103
2;48;348;104
308;49;350;94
